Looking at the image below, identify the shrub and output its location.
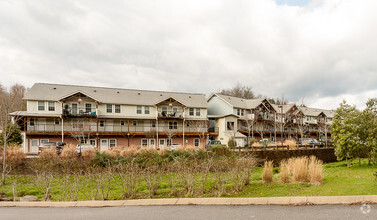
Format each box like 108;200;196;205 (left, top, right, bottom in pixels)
120;147;138;157
309;156;323;184
262;161;273;183
3;144;26;166
279;160;290;183
184;145;197;153
284;140;297;150
39;147;58;160
108;146;122;158
291;157;309;182
249;138;257;146
60;144;77;160
210;144;229;156
81;148;96;159
227;138;236;148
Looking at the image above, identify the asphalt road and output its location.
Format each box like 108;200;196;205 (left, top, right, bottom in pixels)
0;205;376;220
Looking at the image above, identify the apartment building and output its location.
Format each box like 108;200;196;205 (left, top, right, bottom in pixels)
12;83;217;153
207;93;334;146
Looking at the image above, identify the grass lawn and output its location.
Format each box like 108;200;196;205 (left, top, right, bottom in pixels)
1;159;376;201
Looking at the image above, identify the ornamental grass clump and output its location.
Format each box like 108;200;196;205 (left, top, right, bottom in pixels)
60;144;77;160
291;157;309;182
309;156;323;184
262;161;273;183
279;160;290;183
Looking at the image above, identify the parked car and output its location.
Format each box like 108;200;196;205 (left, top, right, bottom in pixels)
205;140;226;151
297;138;324;147
76;144;95;156
169;143;181;151
38;142;66;154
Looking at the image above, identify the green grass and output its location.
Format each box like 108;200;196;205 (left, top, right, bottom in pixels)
1;159;376;201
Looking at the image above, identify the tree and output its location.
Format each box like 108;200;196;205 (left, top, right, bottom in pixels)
0;123;23;146
219;83;261;99
188;120;208;148
239;115;254;145
1;84;26;185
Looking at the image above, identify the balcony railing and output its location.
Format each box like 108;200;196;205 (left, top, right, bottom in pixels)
158;110;183;119
26;123;218;134
62;108;97;116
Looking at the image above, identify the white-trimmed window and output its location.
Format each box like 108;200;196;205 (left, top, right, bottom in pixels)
241;109;244;116
173;107;178;113
227;121;235;131
85;103;92;113
169;121;178;129
40;139;49;145
144;106;150;114
132;121;137;126
48;102;55;111
99;120;105;127
189;108;194;116
196;109;200;116
115;105;121;113
38;101;45;111
137;106;142;114
106;104;113;113
149;139;155;147
151;121;156;128
89;139;96;146
54;119;60;125
194;138;200;147
109;139;116;148
30;118;35;126
120;120;125;126
141;139;148;147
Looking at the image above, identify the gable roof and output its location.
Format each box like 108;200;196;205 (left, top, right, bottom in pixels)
24;83;208;108
271;103;296;114
297;106;329;117
213;94;266;109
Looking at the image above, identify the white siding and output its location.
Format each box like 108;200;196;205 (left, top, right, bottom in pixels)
207;96;233;115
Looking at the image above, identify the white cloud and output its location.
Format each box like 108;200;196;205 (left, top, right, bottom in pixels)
0;0;376;110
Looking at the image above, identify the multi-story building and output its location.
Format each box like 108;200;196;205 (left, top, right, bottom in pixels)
11;83;217;153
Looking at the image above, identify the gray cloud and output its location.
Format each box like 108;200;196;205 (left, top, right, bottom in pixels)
0;0;377;109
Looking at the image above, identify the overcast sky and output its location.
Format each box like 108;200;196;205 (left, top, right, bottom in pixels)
0;0;376;110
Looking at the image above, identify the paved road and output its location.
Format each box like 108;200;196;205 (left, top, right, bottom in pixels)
0;205;376;220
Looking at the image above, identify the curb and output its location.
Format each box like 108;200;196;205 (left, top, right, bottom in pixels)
0;196;376;207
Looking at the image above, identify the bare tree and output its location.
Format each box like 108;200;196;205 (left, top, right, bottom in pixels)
219;83;261;99
188;120;208;148
1;84;26;185
239;115;254;145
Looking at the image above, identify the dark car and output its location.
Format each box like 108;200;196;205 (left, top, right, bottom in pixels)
205;140;226;150
297;138;324;147
38;141;66;154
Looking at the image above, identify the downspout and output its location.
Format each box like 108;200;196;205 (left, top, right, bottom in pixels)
183;107;186;148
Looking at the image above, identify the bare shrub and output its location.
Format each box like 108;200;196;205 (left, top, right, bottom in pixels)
262;161;273;183
60;145;77;160
82;148;96;159
120;147;138;157
309;156;323;184
284;140;297;150
108;146;122;158
39;147;58;160
291;157;309;182
6;144;25;165
279;160;290;183
184;145;197;153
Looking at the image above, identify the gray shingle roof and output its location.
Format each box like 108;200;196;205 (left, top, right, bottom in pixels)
271;104;296;114
298;106;334;117
215;94;264;109
25;83;208;108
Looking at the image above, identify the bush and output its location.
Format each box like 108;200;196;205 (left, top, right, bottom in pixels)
39;147;58;160
81;148;96;159
108;146;122;158
120;147;138;157
60;145;77;160
262;161;273;183
227;139;236;148
210;145;229;156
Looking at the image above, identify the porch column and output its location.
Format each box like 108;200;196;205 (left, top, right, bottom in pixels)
61;116;64;142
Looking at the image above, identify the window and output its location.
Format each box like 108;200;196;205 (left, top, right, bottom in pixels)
237;109;240;115
38;101;45;111
48;102;55;111
151;121;156;128
85;103;92;113
227;121;235;130
106;104;112;113
162;106;167;115
99;120;104;127
31;139;39;147
241;109;244;116
186;122;190;127
132;121;137;126
166;139;172;146
137;106;142;114
141;139;148;147
109;139;116;148
89;139;96;146
194;138;200;147
54;119;60;125
173;107;178;113
115;105;121;113
40;139;49;145
144;106;150;114
189;108;194;116
169;121;178;129
30;118;35;126
120;120;125;126
80;139;87;144
196;109;200;116
149;139;155;147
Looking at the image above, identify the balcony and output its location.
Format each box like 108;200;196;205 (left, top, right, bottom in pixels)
158;110;184;119
62;107;97;117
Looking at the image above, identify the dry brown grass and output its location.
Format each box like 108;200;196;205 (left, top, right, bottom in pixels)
291;157;309;182
183;145;197;153
60;144;77;160
81;148;96;159
120;147;138;157
262;161;273;183
279;160;290;183
6;144;25;164
39;147;58;160
108;146;122;158
252;142;262;147
284;140;297;150
309;156;323;184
